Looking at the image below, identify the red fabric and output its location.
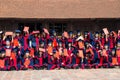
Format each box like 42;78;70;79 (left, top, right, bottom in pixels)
13;38;19;47
101;38;105;47
24;58;30;68
76;57;80;64
6;49;11;57
116;49;120;57
0;59;5;68
117;57;120;64
11;52;16;60
112;57;118;65
78;41;84;49
30;48;34;57
36;37;39;49
24;35;29;50
53;39;57;47
39;57;43;66
48;46;53;55
64;49;68;56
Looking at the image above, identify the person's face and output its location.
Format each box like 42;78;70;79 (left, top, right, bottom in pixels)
69;34;73;38
85;34;87;38
96;44;99;49
38;34;40;38
86;44;89;48
59;43;62;47
53;32;56;36
96;46;99;49
101;33;105;37
95;34;99;37
53;54;56;58
26;53;29;57
6;41;10;46
16;33;20;36
35;34;37;37
68;43;72;47
117;43;120;47
77;32;80;36
41;43;44;47
110;32;113;36
48;43;52;46
105;45;108;50
112;50;115;55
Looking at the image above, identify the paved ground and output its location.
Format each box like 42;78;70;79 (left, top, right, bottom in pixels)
0;69;120;80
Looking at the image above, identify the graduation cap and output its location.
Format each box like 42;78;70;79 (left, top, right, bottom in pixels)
84;31;88;34
118;40;120;43
51;30;56;36
95;31;99;34
25;49;30;54
100;30;104;34
6;39;11;44
76;30;81;35
112;48;116;51
68;31;73;35
15;30;21;33
104;44;109;49
76;30;80;33
117;41;120;44
84;41;89;45
58;40;62;44
48;40;53;44
94;32;99;37
78;39;83;42
48;40;53;46
104;43;108;46
84;31;88;35
51;30;56;33
40;41;45;45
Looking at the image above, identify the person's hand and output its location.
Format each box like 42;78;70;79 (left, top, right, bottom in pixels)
71;53;73;56
10;57;12;60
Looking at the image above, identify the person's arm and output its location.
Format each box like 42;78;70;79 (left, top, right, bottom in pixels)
3;35;6;41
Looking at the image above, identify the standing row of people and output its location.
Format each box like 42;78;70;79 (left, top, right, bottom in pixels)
0;28;120;70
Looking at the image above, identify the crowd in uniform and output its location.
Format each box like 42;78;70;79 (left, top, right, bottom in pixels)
0;27;120;70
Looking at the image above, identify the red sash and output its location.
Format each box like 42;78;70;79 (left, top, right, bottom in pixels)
0;59;5;68
6;49;11;57
24;58;30;68
48;46;53;55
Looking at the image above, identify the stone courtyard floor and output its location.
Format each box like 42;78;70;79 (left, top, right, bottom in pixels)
0;68;120;80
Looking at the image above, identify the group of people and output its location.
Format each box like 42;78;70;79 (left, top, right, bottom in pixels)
0;27;120;70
